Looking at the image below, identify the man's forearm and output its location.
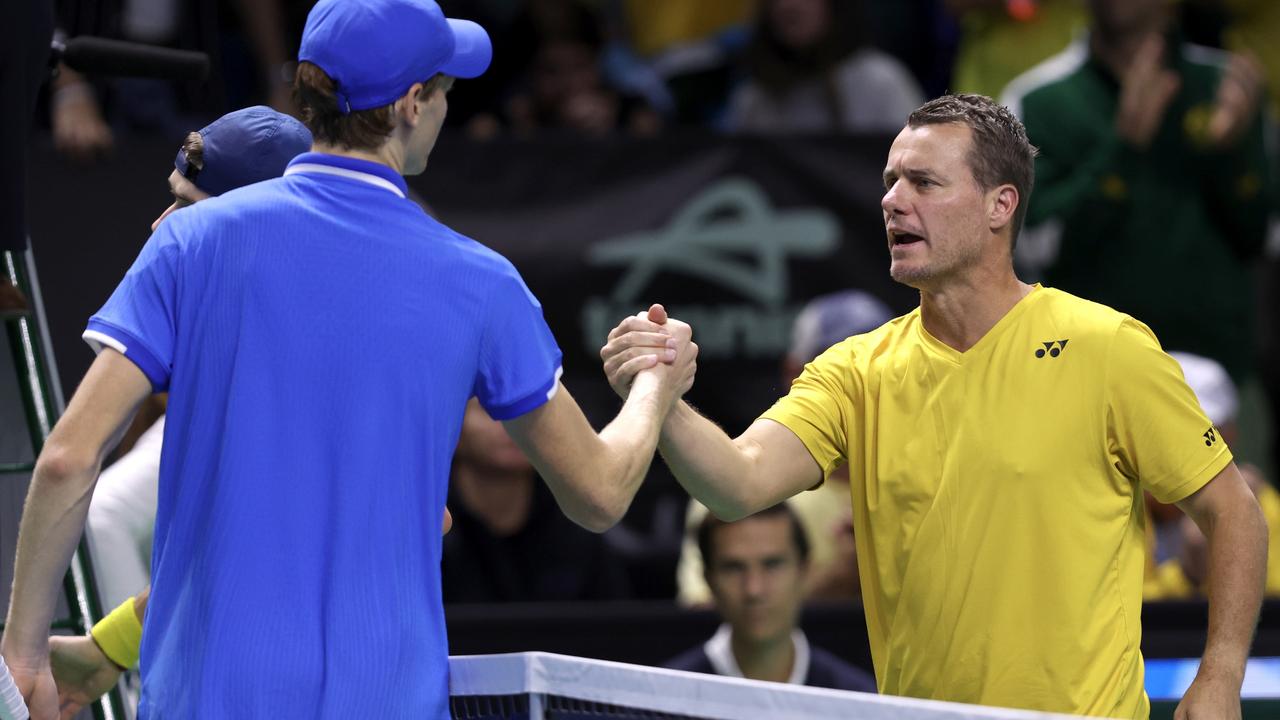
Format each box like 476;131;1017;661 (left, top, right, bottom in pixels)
1199;499;1267;679
514;371;676;533
3;454;101;659
3;350;151;667
658;402;768;521
594;372;670;504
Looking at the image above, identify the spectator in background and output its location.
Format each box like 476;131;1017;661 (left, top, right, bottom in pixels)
49;62;114;162
442;399;631;602
1002;0;1272;387
51;0;191;155
726;0;923;134
1144;351;1280;599
599;0;754;127
222;0;297;115
677;290;894;606
945;0;1086;100
611;0;754;62
475;0;661;138
49;0;296;161
665;503;877;692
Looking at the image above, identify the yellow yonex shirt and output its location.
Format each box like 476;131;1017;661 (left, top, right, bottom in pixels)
760;286;1232;718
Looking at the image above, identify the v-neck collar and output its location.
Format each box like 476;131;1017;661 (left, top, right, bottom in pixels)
916;284;1044;364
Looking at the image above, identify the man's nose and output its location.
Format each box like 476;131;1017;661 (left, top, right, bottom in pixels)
881;182;906;216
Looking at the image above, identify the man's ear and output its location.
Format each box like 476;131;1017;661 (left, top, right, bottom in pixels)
988;184;1018;233
398;82;426;125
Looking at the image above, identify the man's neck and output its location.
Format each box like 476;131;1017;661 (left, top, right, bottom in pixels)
731;630;796;684
918;267;1032;353
311;141;406;175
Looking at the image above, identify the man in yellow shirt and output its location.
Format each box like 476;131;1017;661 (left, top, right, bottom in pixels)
601;93;1266;718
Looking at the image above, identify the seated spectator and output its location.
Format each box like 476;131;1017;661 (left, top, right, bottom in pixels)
1145;352;1280;599
477;0;661;138
613;0;754;61
677;290;895;606
603;0;754;126
665;503;876;691
726;0;923;134
441;399;631;602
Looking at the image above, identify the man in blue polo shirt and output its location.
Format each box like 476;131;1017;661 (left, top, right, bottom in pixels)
0;1;696;718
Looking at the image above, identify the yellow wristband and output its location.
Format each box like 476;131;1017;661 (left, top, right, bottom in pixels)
90;597;142;670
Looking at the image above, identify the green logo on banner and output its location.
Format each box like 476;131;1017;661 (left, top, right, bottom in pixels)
582;178;841;358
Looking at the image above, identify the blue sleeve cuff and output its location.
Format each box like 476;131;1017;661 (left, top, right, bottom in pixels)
83;319;170;392
484;366;563;421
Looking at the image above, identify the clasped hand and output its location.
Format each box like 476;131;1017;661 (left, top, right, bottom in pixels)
600;303;697;405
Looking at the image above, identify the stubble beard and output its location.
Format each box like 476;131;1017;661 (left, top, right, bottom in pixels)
888;238;984;290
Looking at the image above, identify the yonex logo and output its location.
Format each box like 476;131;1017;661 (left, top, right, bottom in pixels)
1034;339;1069;359
1204;427;1217;447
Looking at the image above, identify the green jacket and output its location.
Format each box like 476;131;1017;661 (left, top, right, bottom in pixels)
1003;35;1272;382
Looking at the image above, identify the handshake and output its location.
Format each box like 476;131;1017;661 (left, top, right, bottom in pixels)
599;303;699;408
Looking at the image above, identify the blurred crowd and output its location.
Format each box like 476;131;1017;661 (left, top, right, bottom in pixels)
44;0;1280;613
46;0;1280;141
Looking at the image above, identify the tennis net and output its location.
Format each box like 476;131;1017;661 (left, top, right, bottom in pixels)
449;652;1086;720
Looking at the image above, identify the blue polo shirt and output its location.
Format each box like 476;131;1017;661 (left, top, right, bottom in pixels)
84;153;562;719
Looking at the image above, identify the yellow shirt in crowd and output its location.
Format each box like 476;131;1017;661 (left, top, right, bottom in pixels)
621;0;753;58
1144;479;1280;599
761;286;1231;718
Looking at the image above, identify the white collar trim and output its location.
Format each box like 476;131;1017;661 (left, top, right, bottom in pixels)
284;163;405;198
703;623;810;685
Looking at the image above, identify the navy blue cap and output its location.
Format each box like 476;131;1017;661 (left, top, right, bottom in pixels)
174;106;313;196
298;0;492;114
790;290;895;364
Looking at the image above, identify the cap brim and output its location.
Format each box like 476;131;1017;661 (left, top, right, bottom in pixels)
440;18;492;79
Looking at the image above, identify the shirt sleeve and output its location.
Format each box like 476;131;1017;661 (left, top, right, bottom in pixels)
758;343;855;479
474;266;563;421
1105;317;1233;504
82;224;183;392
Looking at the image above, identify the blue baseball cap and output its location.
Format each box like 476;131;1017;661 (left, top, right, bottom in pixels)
174;106;313;196
298;0;493;114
